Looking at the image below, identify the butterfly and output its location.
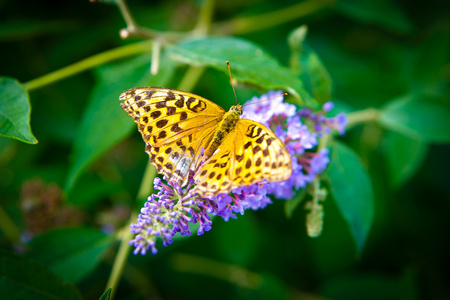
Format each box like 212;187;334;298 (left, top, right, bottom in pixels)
120;87;292;198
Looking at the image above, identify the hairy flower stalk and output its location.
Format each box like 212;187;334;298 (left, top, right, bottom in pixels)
130;91;347;254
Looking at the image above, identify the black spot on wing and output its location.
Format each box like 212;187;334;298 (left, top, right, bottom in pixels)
180;112;188;121
151;111;161;119
156;119;168;128
165;91;176;100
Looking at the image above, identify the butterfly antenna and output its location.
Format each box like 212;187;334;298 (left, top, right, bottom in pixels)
242;93;288;107
227;61;238;105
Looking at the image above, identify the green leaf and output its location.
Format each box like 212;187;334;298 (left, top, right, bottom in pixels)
27;227;114;283
383;131;428;188
0;249;82;300
168;37;316;107
288;26;333;104
99;288;112;300
0;77;37;144
335;0;413;34
65;54;175;192
326;142;374;253
379;93;450;143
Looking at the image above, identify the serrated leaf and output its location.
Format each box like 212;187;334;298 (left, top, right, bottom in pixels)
335;0;413;34
326;142;374;253
168;37;316;107
27;227;114;283
288;26;333;104
379;93;450;143
0;77;37;144
383;131;428;188
0;249;82;300
65;54;175;192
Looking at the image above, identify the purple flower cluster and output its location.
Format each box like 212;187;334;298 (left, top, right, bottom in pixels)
130;176;215;255
129;91;347;254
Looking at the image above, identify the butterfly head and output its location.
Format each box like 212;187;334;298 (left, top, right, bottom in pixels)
229;104;243;116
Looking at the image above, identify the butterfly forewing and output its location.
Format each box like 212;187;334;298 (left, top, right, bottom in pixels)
120;87;225;186
193;119;292;197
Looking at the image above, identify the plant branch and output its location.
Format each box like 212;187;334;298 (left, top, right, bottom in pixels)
212;0;335;35
192;0;215;36
23;40;152;91
116;0;138;29
137;162;157;201
170;253;263;289
105;162;156;299
345;108;381;130
116;0;185;40
105;212;136;300
117;0;332;39
24;0;333;91
177;66;205;91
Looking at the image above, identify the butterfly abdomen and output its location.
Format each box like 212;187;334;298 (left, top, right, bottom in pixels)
203;105;242;159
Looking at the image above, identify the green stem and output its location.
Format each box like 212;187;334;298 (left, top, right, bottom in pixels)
318;129;330;149
23;40;152;91
23;0;333;92
116;0;185;40
346;108;380;130
170;253;263;289
212;0;335;35
177;66;206;91
105;162;156;299
121;263;161;299
105;212;137;300
116;0;138;29
0;205;20;244
193;0;215;36
136;162;157;201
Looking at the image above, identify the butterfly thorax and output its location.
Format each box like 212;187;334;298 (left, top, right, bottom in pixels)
203;104;243;159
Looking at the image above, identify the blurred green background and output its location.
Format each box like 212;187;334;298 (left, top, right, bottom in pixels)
1;0;449;299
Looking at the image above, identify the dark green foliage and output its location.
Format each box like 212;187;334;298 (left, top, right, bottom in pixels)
0;250;82;300
327;141;374;253
0;0;449;299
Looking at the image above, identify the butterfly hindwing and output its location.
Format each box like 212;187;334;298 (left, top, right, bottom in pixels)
193;119;292;197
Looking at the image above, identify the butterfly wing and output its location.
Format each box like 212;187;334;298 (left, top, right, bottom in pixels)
120;87;225;186
193;118;292;197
